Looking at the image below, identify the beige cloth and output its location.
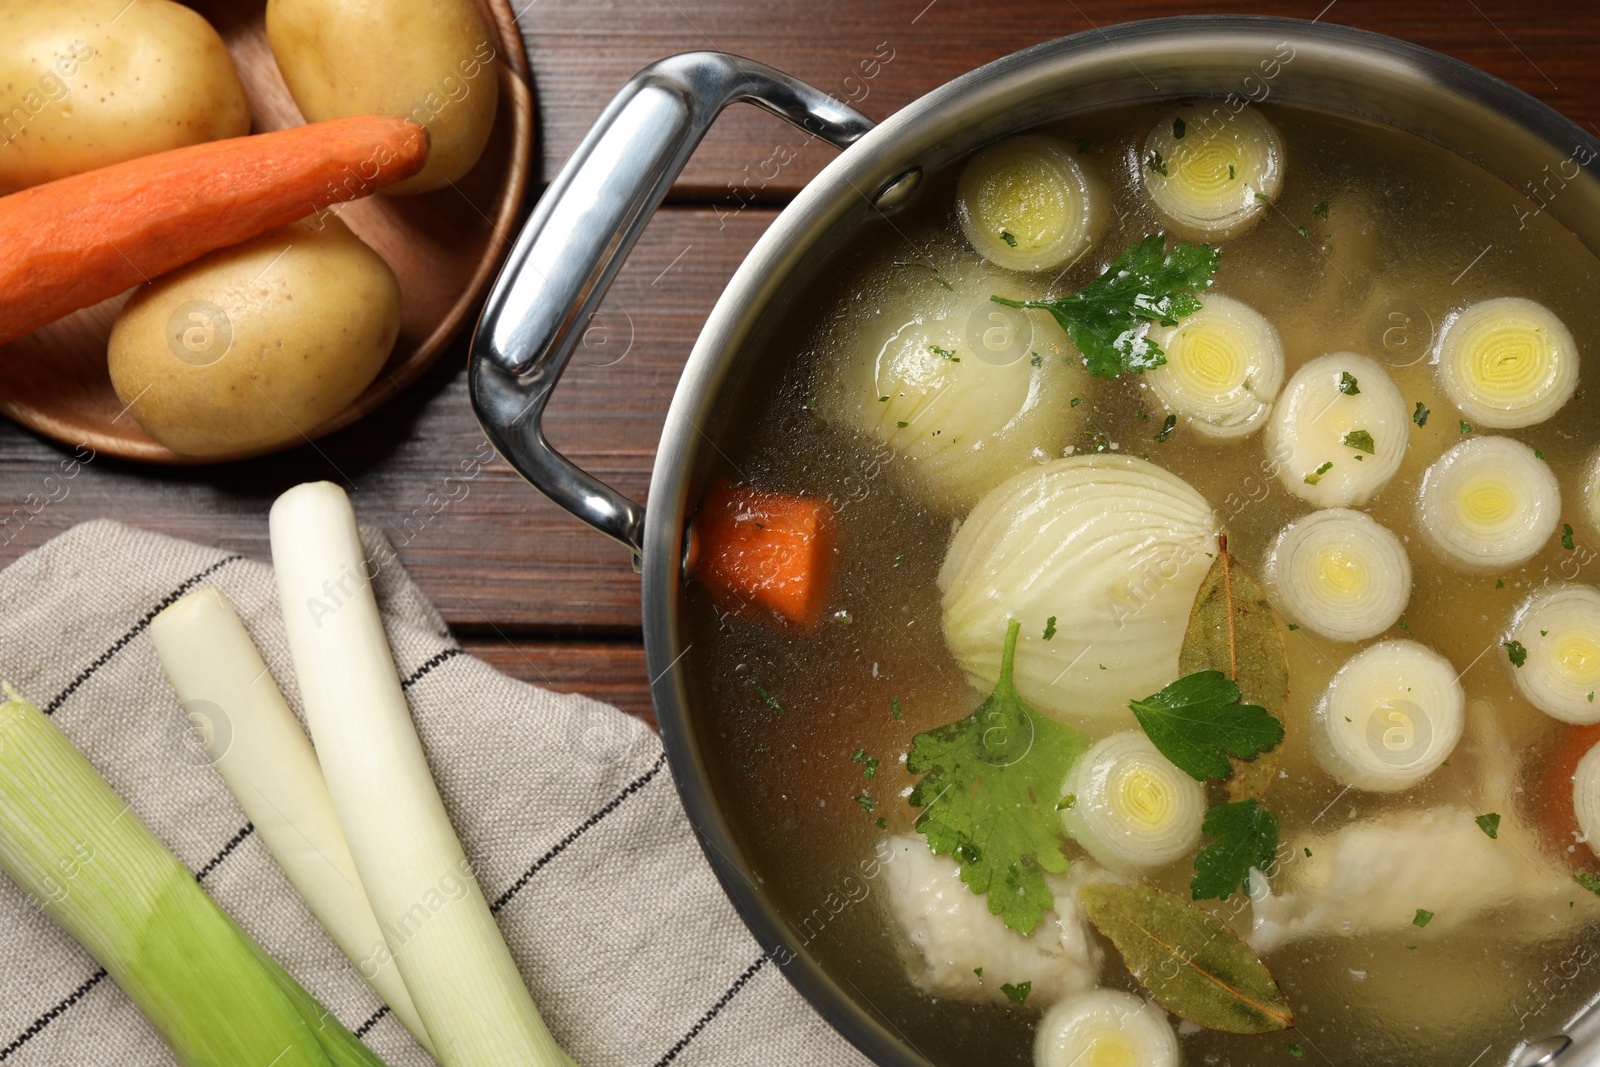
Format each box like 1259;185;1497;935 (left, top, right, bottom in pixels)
0;520;870;1067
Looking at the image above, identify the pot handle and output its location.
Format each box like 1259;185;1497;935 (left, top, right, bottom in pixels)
469;52;875;559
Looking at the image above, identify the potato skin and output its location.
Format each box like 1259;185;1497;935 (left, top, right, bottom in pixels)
0;0;251;191
108;216;401;457
266;0;499;194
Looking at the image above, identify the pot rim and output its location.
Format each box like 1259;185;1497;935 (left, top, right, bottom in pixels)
642;16;1600;1066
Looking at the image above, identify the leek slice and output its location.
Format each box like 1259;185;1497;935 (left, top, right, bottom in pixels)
1059;731;1205;873
1310;640;1463;792
957;134;1106;272
0;686;383;1067
1417;436;1560;570
1143;293;1284;438
1035;989;1179;1067
1506;584;1600;724
270;482;570;1067
1436;296;1578;429
1140;106;1283;240
1263;508;1411;642
1267;352;1408;506
149;587;432;1052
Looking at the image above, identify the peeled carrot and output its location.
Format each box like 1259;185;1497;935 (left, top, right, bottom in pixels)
0;115;428;344
692;478;838;632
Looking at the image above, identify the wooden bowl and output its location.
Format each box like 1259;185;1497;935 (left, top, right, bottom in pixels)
0;0;534;464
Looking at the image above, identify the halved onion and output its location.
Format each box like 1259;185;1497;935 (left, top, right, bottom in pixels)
1311;640;1464;791
940;456;1219;726
1035;990;1179;1067
1263;508;1411;642
1417;436;1560;570
1139;106;1283;240
1584;448;1600;537
1143;294;1285;439
813;253;1086;512
1059;731;1205;873
1575;742;1600;858
1435;297;1579;428
1507;585;1600;724
957;135;1106;272
1267;352;1408;506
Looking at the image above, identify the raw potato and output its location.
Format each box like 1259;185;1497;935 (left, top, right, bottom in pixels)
107;217;400;457
267;0;499;194
0;0;250;191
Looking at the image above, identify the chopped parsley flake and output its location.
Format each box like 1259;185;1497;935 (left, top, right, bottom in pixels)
1496;578;1505;589
1228;163;1237;180
1338;372;1360;395
1288;1043;1306;1059
1001;981;1032;1005
1312;200;1329;219
1172;117;1186;138
1076;137;1091;154
1042;616;1058;641
1504;640;1528;668
1254;192;1270;202
754;682;784;713
1536;449;1545;459
1413;402;1430;427
1155;414;1178;442
1460;420;1474;434
892;697;903;720
1070;397;1084;407
1304;461;1334;485
1564;523;1576;550
999;230;1018;248
928;345;960;362
854;795;875;812
1476;812;1501;839
1413;908;1434;928
1287;623;1300;631
1343;429;1376;454
895;420;908;428
1146;150;1169;176
1578;872;1600;897
892;554;905;568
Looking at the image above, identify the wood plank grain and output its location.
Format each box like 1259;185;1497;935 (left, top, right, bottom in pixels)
518;0;1600;199
462;637;655;726
0;207;772;630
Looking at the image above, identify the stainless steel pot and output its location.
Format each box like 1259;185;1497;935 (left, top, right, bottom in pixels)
470;17;1600;1066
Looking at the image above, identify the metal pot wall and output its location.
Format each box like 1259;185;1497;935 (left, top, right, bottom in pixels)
470;17;1600;1066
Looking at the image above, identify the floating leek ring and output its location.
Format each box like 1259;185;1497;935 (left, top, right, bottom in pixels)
1144;294;1285;438
1312;640;1464;792
1267;352;1408;507
1435;297;1579;429
1139;106;1283;240
1035;990;1180;1067
1584;448;1600;538
1417;436;1560;570
1574;742;1600;858
1507;585;1600;724
1059;731;1205;873
1263;508;1411;643
957;135;1107;272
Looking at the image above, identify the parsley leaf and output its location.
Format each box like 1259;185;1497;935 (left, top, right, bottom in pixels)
1303;461;1333;485
1413;401;1430;427
1042;616;1057;641
1413;908;1434;928
1475;812;1500;839
1564;523;1576;550
1577;872;1600;897
1338;372;1360;395
1312;200;1330;219
999;229;1018;248
1192;798;1280;901
991;234;1221;379
1155;413;1178;442
1146;150;1169;176
906;619;1090;934
1001;981;1032;1005
1342;429;1376;454
1172;117;1186;139
1128;670;1285;781
1505;640;1528;668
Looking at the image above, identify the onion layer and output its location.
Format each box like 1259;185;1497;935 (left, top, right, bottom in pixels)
1436;296;1579;429
1267;352;1408;507
1312;640;1464;792
1060;731;1205;873
1263;508;1411;643
1139;106;1283;240
1507;585;1600;724
1144;294;1285;439
939;456;1218;725
957;135;1106;273
1417;436;1560;570
1575;742;1600;858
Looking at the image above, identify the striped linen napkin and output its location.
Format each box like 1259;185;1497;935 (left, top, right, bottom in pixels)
0;519;869;1067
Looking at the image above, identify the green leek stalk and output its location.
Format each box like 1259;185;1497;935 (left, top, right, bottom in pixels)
0;685;387;1067
269;481;572;1067
150;587;433;1052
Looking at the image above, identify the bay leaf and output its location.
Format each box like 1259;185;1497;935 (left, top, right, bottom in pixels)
1081;882;1294;1034
1180;534;1289;801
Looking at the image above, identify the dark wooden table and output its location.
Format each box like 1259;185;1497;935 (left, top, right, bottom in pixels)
4;0;1596;725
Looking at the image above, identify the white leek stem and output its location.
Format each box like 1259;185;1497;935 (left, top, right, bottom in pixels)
149;587;433;1053
270;482;570;1067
